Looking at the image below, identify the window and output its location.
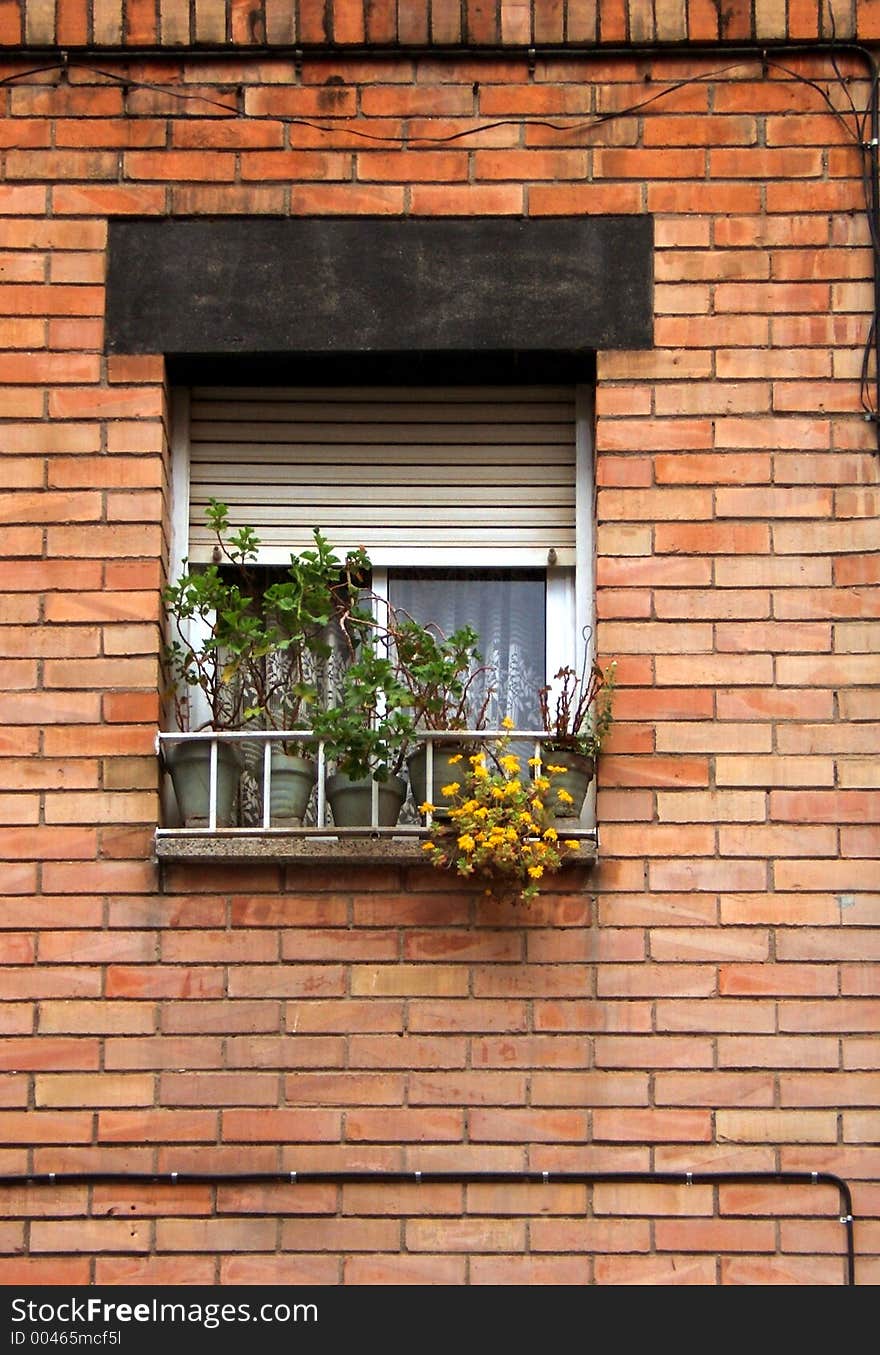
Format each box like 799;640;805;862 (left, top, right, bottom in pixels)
172;381;595;727
162;374;598;850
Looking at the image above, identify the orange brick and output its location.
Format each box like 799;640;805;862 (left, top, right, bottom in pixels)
411;184;525;213
344;1253;466;1282
97;1256;216;1284
35;1073;153;1108
160;1072;280;1106
346;1108;463;1141
221;1108;341;1141
357;150;468;181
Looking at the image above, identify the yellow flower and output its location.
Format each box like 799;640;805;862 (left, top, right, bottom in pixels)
418;801;435;814
417;724;580;906
501;715;515;729
545;763;568;775
421;841;436;851
556;787;574;805
564;840;580;850
448;753;463;764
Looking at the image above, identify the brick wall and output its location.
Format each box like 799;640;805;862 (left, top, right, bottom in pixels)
0;0;878;1285
3;0;877;47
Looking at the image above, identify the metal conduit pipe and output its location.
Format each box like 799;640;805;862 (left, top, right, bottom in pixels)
3;1168;857;1285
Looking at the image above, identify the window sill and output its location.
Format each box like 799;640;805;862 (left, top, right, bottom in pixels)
153;828;599;867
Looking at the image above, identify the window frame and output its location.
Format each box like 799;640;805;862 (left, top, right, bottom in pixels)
162;381;599;840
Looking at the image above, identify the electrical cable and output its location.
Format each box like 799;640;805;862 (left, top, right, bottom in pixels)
4;41;878;443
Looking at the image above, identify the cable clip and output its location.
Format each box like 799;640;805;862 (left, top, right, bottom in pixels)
528;47;536;78
686;1172;693;1186
812;1172;818;1184
415;1170;421;1184
542;1171;549;1185
290;1171;296;1184
840;1214;853;1225
171;1171;177;1183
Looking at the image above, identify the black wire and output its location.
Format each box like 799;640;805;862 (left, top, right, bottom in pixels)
3;50;878;427
3;50;878;416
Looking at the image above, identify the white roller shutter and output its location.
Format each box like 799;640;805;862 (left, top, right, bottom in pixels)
186;385;576;567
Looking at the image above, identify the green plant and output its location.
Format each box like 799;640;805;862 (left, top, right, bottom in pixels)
420;719;583;904
391;615;494;731
256;527;367;753
161;500;269;732
537;650;617;760
162;501;367;747
312;635;417;783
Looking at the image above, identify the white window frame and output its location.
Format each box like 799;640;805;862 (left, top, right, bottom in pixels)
166;382;598;825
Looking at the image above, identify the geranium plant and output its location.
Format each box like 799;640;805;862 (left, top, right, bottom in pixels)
161;500;269;732
537;650;617;759
391;616;494;731
419;718;583;904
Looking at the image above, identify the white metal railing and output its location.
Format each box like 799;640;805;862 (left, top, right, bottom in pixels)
155;728;597;841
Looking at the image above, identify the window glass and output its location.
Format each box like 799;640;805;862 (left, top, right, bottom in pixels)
388;568;546;729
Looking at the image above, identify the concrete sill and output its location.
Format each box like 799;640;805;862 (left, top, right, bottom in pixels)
154;829;599;867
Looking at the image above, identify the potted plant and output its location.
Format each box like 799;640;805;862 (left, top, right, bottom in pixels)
312;635;418;828
162;503;356;830
391;614;495;817
536;650;617;820
243;527;360;826
420;718;583;904
161;500;266;826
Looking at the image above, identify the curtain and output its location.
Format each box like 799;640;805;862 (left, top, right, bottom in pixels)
388;569;546;729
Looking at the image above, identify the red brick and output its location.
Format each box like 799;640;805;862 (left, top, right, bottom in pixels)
411;184;525;213
221;1109;341;1141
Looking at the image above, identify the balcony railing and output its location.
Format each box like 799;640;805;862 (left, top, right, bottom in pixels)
154;729;598;864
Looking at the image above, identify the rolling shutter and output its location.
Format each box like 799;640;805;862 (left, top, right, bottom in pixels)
186;386;576;567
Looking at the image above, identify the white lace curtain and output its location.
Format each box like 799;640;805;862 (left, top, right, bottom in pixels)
388;570;546;729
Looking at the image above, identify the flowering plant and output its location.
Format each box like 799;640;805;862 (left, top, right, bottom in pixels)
419;719;582;905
